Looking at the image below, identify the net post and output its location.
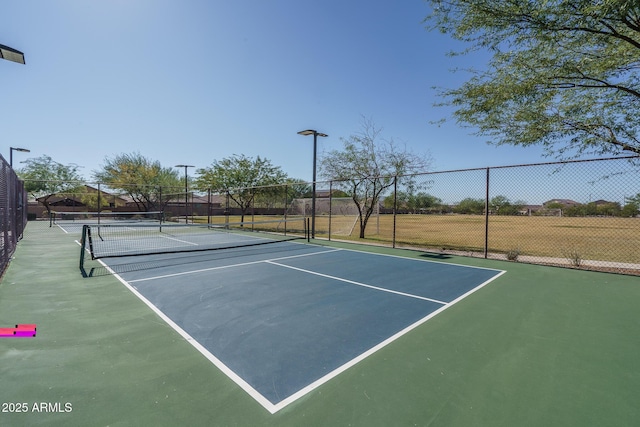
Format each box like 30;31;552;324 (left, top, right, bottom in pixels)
97;183;102;224
225;190;230;228
49;211;54;228
251;187;255;230
207;188;211;225
79;225;88;275
86;225;97;258
283;184;288;222
307;217;310;242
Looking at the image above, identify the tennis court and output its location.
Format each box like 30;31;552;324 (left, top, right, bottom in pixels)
2;218;639;426
80;219;504;413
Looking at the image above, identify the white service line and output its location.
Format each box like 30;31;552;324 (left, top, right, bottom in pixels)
265;260;448;305
157;233;199;246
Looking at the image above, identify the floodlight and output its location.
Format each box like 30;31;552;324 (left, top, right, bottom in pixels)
0;44;25;65
9;147;30;167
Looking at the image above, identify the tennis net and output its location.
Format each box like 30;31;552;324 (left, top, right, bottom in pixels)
51;211;163;227
79;217;309;270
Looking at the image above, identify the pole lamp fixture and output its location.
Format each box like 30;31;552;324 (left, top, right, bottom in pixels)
2;44;27;168
9;147;30;167
175;164;195;223
297;129;328;239
0;44;25;65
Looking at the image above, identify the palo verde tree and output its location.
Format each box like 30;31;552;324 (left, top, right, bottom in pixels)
320;117;432;238
194;154;288;222
93;152;182;212
17;155;84;216
425;0;640;158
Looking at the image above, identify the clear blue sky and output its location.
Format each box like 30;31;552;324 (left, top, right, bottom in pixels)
2;0;551;183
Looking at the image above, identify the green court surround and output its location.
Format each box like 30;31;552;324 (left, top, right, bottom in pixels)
0;223;638;426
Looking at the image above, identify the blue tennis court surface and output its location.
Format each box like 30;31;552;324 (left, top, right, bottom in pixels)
100;241;505;413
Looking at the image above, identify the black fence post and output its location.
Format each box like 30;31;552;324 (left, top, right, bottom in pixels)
393;175;397;248
484;167;490;259
328;181;333;241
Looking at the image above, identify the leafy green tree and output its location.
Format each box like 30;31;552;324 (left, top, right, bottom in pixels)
284;178;313;203
388;191;443;213
194;154;288;222
320;118;432;238
78;191;110;211
545;202;565;210
490;195;510;214
627;194;640;206
17;155;84;215
425;0;640;158
488;195;524;215
597;202;622;216
621;202;639;217
620;194;640;216
93;152;182;212
413;193;443;211
453;197;485;214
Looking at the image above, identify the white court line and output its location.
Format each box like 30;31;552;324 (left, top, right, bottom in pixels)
157;233;199;246
93;258;279;413
88;239;507;414
55;223;70;234
269;269;506;412
127;248;343;283
266;260;448;305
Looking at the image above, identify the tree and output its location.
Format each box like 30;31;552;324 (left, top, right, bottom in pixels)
194;154;288;222
489;195;525;215
17;155;84;216
385;191;443;213
78;190;110;211
490;195;510;214
453;198;485;214
320;118;432;238
283;178;313;204
425;1;640;158
621;193;640;216
93;152;182;212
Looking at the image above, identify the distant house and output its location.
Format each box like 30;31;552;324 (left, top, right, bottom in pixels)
543;199;581;208
315;189;349;198
29;185;128;218
163;193;228;218
35;185;128;208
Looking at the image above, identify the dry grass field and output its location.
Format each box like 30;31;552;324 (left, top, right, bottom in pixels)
334;214;640;265
193;214;640;267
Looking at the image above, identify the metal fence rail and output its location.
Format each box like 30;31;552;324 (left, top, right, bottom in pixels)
28;156;640;275
0;154;28;278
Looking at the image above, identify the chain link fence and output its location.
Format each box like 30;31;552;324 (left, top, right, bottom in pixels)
318;156;640;275
0;154;28;278
25;156;640;275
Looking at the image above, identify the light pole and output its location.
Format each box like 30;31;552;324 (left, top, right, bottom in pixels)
297;129;328;239
175;164;194;223
9;147;30;167
3;44;27;168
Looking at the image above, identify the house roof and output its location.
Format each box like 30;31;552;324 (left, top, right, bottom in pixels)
35;185;128;204
543;199;581;206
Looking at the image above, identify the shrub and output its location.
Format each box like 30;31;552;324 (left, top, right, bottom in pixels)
505;248;521;261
